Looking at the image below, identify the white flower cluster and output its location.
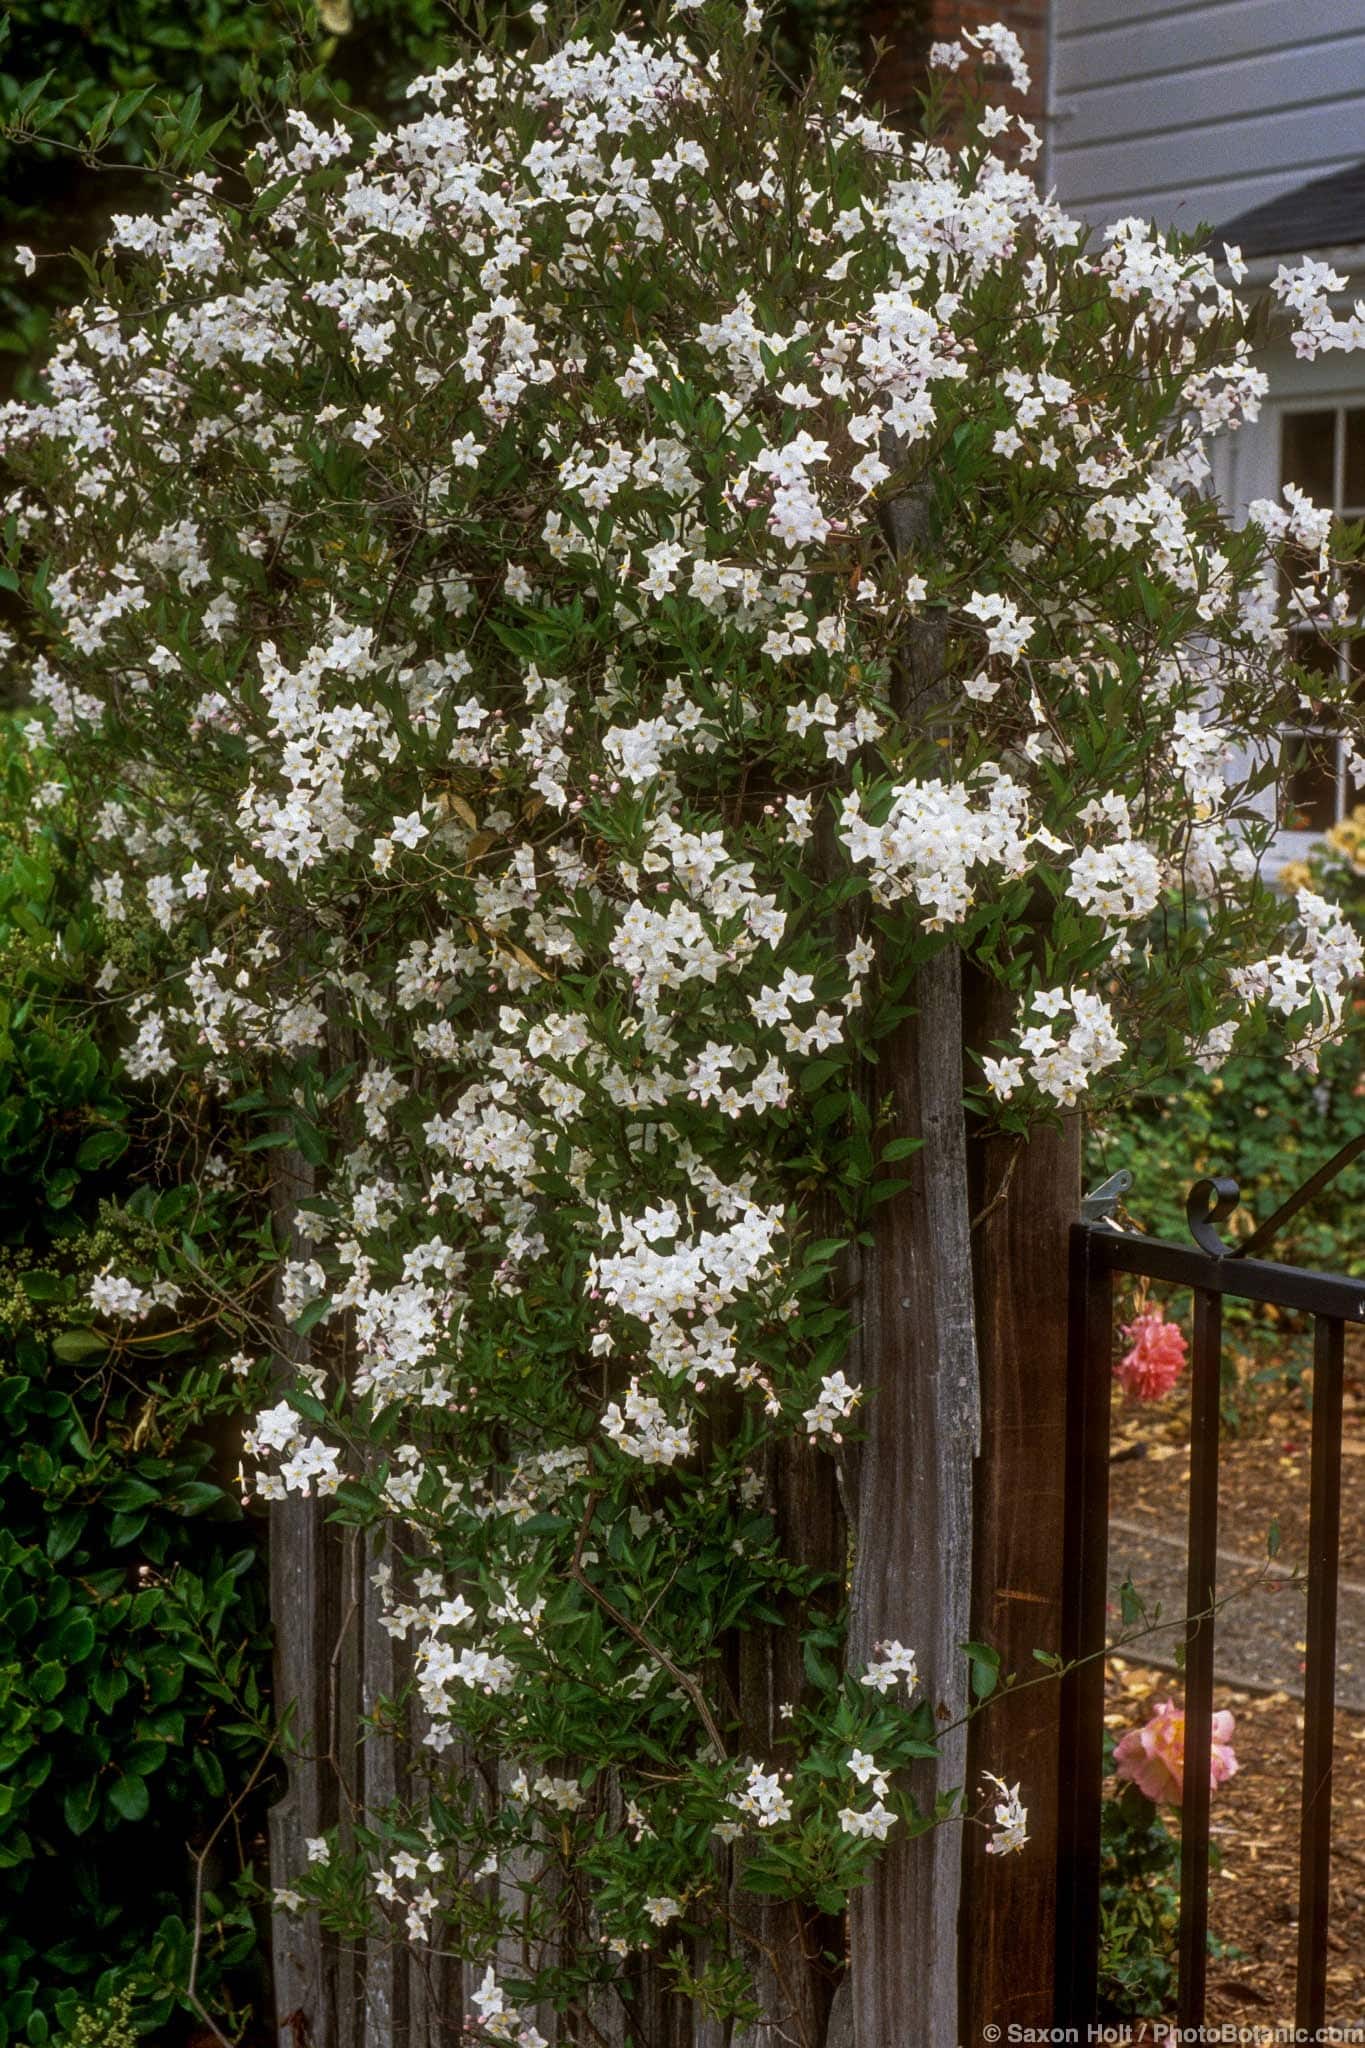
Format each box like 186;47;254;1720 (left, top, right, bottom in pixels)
803;1369;861;1440
730;1762;794;1828
87;1269;179;1321
374;1836;448;1944
470;1966;549;2047
838;1743;896;1840
859;1640;919;1696
242;1401;342;1499
601;1380;694;1467
984;987;1124;1107
841;773;1033;927
1067;798;1163;928
1231;890;1365;1073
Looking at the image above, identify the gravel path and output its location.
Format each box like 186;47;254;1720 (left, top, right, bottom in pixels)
1106;1511;1365;1708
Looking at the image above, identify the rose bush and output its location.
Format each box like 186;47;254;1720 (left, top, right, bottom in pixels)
3;4;1364;2030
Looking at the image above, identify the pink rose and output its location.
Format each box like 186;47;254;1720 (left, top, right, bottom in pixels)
1113;1699;1238;1806
1114;1303;1187;1401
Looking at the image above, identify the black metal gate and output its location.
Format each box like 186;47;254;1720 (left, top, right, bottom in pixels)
1057;1167;1363;2038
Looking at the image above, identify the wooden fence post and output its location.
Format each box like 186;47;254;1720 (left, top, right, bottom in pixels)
839;480;980;2047
268;1143;340;2048
845;944;979;2048
960;966;1081;2038
730;1429;846;2048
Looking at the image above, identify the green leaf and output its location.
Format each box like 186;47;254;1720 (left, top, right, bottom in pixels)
30;1662;65;1704
123;1739;168;1777
107;1773;150;1823
19;1271;66;1303
962;1639;1001;1701
46;1509;86;1563
51;1330;106;1362
801;1636;837;1693
75;1127;129;1170
47;1611;95;1664
193;1745;226;1798
90;1665;129;1715
291;1117;329;1167
62;1779;100;1837
104;1476;161;1511
294;1296;332;1336
171;1480;223;1516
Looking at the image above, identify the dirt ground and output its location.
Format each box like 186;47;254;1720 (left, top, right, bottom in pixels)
1102;1323;1365;2028
1106;1660;1365;2028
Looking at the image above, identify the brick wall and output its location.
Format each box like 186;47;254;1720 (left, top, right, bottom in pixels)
861;0;1048;137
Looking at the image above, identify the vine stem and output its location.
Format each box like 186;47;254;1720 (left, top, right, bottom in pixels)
185;1728;280;2035
568;1496;728;1760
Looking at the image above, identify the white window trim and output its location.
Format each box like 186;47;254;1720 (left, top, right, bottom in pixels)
1214;350;1365;876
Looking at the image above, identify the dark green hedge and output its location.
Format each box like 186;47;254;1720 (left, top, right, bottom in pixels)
0;724;275;2046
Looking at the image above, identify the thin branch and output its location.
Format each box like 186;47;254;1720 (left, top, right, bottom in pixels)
186;1730;281;2022
568;1498;728;1760
970;1136;1020;1234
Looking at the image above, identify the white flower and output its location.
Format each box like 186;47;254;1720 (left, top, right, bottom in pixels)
730;1762;793;1827
981;1055;1024;1100
803;1369;860;1440
963;589;1035;661
982;1772;1029;1856
390;811;429;851
838;1800;895;1841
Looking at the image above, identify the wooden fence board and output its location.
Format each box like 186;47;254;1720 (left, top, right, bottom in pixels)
846;944;979;2048
961;972;1080;2039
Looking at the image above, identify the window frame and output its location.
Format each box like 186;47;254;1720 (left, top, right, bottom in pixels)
1276;401;1365;835
1217;356;1365;874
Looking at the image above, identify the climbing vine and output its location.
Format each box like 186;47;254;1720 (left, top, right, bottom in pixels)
2;5;1363;2032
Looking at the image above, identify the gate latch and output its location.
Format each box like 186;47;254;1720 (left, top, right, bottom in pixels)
1080;1168;1133;1228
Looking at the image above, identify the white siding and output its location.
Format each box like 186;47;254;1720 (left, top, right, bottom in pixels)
1048;0;1365;233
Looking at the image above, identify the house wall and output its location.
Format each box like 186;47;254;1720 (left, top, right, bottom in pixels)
1048;0;1365;234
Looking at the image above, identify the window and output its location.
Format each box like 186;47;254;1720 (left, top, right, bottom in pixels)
1277;407;1365;831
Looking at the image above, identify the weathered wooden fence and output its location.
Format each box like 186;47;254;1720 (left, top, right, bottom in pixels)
264;1026;1081;2048
263;490;1083;2048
